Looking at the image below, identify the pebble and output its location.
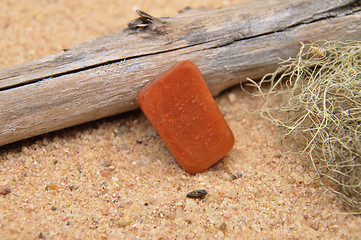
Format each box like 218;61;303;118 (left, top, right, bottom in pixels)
311;223;319;231
231;172;243;180
223;212;232;219
136;139;149;145
99;159;111;167
145;128;158;139
219;222;227;231
132;224;139;230
228;93;236;103
117;217;132;227
69;185;79;191
51;206;57;211
45;183;58;191
115;126;131;136
137;60;234;173
0;184;11;195
186;189;208;198
181;175;188;180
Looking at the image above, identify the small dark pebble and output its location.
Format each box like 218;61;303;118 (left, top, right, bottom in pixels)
231;172;243;180
113;199;119;203
136;139;149;145
69;185;79;191
66;221;70;226
0;184;11;195
144;202;149;206
186;189;208;199
219;222;227;231
51;206;57;211
39;232;45;239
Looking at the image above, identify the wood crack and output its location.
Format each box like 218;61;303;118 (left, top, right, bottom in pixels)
190;1;361;52
0;0;360;146
0;40;218;92
9;0;359;92
285;0;361;29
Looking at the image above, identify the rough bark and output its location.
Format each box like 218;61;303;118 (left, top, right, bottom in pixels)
0;0;360;146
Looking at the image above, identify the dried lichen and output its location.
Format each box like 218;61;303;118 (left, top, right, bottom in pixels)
247;40;361;211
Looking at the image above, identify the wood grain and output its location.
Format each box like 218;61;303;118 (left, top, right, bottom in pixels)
0;0;361;146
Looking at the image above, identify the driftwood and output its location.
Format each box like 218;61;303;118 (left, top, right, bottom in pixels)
0;0;361;146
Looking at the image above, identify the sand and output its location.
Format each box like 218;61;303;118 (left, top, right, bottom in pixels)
1;0;361;239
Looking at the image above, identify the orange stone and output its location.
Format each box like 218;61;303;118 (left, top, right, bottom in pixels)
137;60;234;173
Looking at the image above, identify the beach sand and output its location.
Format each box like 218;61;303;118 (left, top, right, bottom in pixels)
1;0;360;239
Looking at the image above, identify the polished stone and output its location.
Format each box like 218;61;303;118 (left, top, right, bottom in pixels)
137;60;234;173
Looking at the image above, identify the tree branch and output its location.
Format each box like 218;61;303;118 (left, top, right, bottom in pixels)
0;0;360;146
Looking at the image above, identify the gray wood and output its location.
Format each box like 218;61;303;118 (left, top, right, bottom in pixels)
1;0;361;146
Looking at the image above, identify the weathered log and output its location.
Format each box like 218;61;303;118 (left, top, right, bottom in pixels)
0;0;361;146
